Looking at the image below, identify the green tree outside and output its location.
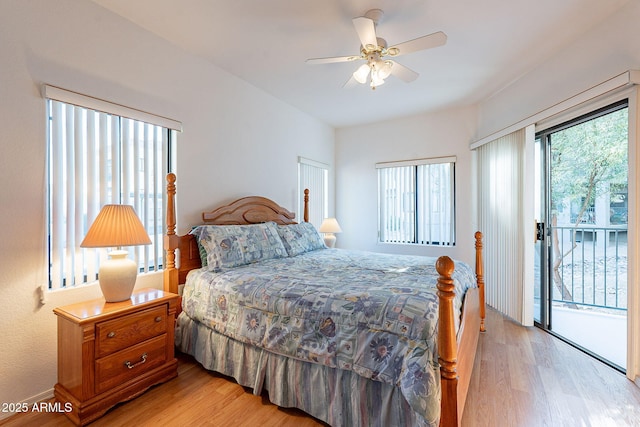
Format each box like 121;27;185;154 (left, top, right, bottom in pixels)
549;107;628;301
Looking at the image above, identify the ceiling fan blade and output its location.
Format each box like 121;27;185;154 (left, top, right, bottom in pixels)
352;16;377;49
388;31;447;56
389;61;419;82
306;55;360;64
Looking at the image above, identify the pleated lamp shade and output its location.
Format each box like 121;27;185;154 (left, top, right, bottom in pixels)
81;205;151;302
81;204;152;248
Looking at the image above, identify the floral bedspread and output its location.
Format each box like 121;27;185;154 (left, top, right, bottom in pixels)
181;248;477;422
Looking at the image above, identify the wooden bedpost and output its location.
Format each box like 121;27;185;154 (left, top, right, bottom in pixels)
164;173;179;295
437;256;458;427
475;231;486;332
303;188;309;223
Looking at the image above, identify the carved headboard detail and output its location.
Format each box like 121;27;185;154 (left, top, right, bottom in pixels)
202;196;297;225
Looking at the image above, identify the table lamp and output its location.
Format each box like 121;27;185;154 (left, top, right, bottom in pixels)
319;217;342;248
80;204;151;302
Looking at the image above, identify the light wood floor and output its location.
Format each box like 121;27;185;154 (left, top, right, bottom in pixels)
462;308;640;427
2;307;639;427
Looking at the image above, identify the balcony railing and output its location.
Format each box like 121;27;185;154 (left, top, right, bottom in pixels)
551;225;627;311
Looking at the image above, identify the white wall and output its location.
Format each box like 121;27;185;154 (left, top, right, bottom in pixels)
475;1;640;140
335;106;478;266
0;0;334;412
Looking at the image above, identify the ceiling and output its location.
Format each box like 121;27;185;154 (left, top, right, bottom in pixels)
91;0;629;128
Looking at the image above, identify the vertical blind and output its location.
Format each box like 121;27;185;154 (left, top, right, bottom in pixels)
417;162;455;245
378;165;416;243
377;158;455;245
476;129;526;323
298;157;328;228
47;100;171;290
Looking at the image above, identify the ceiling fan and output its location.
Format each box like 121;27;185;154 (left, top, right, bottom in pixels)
306;9;447;90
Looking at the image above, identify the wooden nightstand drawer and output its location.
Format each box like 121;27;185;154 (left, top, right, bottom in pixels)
96;305;167;357
95;334;168;394
54;289;178;426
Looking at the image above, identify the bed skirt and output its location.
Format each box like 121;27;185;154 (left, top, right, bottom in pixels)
175;312;436;427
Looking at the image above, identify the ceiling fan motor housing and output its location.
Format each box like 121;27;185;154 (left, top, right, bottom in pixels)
364;9;384;25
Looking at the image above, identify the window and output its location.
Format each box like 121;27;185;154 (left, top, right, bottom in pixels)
45;86;179;290
377;157;455;245
298;157;329;228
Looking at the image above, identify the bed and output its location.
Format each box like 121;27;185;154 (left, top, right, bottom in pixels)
163;173;485;427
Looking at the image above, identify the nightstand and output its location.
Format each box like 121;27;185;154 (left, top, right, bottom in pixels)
53;288;179;426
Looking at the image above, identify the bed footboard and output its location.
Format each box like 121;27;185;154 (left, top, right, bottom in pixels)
437;231;484;427
436;256;459;426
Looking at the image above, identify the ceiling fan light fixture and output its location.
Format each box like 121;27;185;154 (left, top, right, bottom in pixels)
353;63;370;84
370;72;385;89
387;47;400;56
376;60;393;79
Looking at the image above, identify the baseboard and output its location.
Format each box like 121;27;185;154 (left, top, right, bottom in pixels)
0;388;54;421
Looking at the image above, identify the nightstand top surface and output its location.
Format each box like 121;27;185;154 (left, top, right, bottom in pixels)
54;288;178;321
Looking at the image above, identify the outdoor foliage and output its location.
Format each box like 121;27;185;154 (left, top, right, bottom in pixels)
549;106;628;301
550;107;628;220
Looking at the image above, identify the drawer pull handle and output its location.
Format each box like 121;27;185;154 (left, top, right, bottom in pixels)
124;353;148;369
155;316;162;322
107;332;116;338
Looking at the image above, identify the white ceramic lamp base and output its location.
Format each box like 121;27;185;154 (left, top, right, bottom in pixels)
99;250;138;302
323;233;337;248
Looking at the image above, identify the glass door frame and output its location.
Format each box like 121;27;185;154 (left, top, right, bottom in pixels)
534;134;550;329
533;99;629;373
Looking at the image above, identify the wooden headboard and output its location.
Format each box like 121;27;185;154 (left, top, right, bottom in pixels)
163;173;309;294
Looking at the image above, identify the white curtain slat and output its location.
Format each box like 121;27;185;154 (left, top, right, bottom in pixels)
418;166;428;243
110;118;120;204
121;119;132;206
73;107;85;286
141;124;153;272
131;121;140;269
158;132;163;271
85;111;98;283
396;168;400;235
51;102;64;289
152;126;161;271
477;129;526;323
99;113;109;206
298;161;329;229
64;104;76;287
142;123;152;272
382;169;388;241
407;167;413;242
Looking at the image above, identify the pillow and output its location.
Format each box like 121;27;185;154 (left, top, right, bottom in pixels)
277;222;327;257
190;222;287;270
192;226;209;267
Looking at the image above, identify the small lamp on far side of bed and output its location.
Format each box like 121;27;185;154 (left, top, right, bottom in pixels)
80;205;151;302
319;217;342;248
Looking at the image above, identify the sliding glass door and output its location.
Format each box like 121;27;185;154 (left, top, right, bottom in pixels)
535;100;629;371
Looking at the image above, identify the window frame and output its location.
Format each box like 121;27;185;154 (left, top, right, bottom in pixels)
297;156;329;228
376;156;456;246
44;86;180;291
